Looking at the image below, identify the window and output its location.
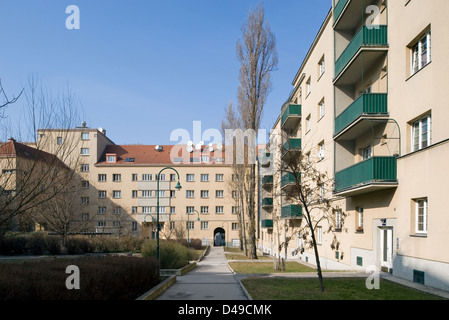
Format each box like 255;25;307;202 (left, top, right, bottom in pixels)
187;221;195;230
170;206;176;214
98;174;106;182
232;190;239;199
142;206;152;213
158;207;166;214
98;190;106;198
132;190;138;198
112;174;121;182
232;223;239;230
132;207;138;214
81;133;90;141
170;190;176;198
156;174;165;181
170;221;175;230
81;197;89;205
334;209;342;231
411;31;431;75
186;174;195;182
186;206;195;214
113;207;121;214
170;174;176;181
81;148;90;156
216;190;224;198
201;174;209;182
415;198;428;234
232;206;238;214
186;190;195;198
362;145;372;160
112;190;121;199
157;190;165;197
107;154;116;163
318;56;325;77
142;190;152;198
216;174;224;182
306;77;311;96
306;115;311;133
81;164;89;172
57;137;63;145
200;190;209;198
318;99;325;119
201;156;209;163
318;141;325;160
98;207;106;214
82;213;89;221
142;174;152;181
201;206;209;214
317;226;322;244
132;222;137;231
412;114;431;152
216;206;224;214
357;208;364;231
201;221;209;230
132;174;138;181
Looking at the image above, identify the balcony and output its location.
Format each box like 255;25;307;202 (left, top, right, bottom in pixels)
262;175;273;189
334;25;388;84
261;197;273;209
281;104;301;132
334;156;398;196
261;219;273;229
334;93;388;138
281;172;298;191
334;0;382;30
281;138;302;161
281;205;302;219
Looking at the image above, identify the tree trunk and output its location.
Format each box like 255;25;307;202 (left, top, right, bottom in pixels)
247;163;258;259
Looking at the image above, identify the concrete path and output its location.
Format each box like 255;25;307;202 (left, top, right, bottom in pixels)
156;246;249;300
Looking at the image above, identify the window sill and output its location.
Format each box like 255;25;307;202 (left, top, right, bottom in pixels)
410;233;427;238
406;61;431;82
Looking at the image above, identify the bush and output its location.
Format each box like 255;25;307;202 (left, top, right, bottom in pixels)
26;233;47;255
141;240;197;269
64;237;94;254
181;238;203;250
0;236;27;255
0;255;160;300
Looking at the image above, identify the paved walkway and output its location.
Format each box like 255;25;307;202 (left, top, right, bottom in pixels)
156;246;249;300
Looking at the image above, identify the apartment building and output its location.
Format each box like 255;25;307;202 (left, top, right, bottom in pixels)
37;126;240;246
260;0;449;292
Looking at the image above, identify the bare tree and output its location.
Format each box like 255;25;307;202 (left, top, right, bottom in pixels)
278;136;347;292
0;76;83;237
0;79;23;112
235;3;278;259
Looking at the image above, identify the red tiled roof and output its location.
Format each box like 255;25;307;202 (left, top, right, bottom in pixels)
0;139;70;169
96;144;227;166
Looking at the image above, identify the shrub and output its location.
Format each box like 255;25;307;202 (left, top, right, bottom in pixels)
181;238;203;250
0;236;27;255
64;237;94;254
118;236;144;252
26;233;47;255
141;240;197;269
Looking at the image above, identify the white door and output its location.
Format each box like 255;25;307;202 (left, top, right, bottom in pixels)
380;228;393;271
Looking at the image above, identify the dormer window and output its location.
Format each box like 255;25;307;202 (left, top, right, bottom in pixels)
106;153;117;163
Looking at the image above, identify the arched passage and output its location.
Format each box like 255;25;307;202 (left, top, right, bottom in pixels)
213;227;226;246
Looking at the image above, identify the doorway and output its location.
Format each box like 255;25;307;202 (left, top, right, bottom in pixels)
380;227;393;273
214;227;226;246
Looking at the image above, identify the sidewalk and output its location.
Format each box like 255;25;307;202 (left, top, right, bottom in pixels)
156;246;249;300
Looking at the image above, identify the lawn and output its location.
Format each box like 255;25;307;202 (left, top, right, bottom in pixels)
241;277;444;300
229;261;317;273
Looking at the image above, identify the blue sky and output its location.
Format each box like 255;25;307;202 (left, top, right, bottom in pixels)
0;0;331;145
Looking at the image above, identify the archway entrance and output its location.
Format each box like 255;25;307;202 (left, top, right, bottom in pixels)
213;227;226;246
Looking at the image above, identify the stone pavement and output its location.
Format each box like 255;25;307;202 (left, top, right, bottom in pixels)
156;246;249;300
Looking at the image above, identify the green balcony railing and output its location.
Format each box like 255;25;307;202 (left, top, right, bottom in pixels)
262;175;273;186
281;172;298;189
334;156;397;193
262;198;273;207
334;0;350;23
281;205;302;219
335;25;388;78
334;93;388;136
282;139;302;158
261;219;273;228
281;104;302;129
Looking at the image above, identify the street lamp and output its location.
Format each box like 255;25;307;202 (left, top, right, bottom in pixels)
187;209;200;248
156;167;182;274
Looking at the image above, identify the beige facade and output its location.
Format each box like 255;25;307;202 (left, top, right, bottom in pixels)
260;0;449;292
37;127;240;246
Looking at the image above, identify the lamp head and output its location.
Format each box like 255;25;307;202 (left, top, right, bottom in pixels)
175;181;182;191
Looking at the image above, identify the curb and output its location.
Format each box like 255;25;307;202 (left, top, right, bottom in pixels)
136;275;177;300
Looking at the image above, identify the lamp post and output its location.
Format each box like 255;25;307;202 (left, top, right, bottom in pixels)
157;167;182;273
187;209;200;248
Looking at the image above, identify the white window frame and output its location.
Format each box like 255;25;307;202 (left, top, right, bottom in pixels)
415;198;428;234
215;174;224;182
200;190;209;198
215;206;224;214
201;174;209;182
186;174;195;182
81;148;90;156
411;31;431;75
362;145;372;161
412;114;431;152
186;190;194;198
200;206;209;214
216;190;224;198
